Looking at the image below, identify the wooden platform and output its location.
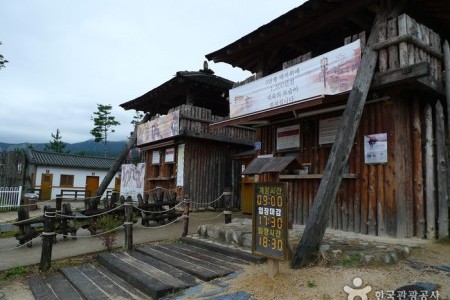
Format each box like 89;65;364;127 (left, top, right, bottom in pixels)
28;237;264;299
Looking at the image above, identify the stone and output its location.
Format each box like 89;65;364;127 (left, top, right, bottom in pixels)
332;249;343;257
363;255;375;263
241;233;252;249
319;244;331;253
384;251;399;264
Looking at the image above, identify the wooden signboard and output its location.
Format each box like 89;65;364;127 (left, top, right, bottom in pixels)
252;182;288;260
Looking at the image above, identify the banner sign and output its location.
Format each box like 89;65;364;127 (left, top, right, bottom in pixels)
277;125;300;150
120;163;145;201
252;182;288;260
229;40;361;118
137;110;180;145
364;133;388;164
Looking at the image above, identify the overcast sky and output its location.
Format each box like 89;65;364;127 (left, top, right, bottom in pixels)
0;1;304;144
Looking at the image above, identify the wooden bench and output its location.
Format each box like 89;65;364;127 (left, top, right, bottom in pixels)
60;189;87;199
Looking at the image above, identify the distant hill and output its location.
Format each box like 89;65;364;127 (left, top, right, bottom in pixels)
0;140;128;158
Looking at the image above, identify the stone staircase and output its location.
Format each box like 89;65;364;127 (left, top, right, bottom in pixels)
28;237;265;299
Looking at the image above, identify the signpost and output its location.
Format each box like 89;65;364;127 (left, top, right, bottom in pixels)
252;182;288;277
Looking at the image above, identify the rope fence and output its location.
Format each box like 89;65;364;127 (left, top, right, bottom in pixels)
0;188;236;271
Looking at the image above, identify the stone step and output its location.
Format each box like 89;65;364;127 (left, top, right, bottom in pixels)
129;250;199;287
181;237;266;264
137;245;225;281
98;252;189;299
61;264;150;300
29;273;82;300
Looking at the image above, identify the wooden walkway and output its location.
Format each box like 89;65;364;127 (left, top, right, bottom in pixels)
28;237;265;299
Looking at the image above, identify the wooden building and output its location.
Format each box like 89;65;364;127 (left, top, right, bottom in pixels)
207;0;450;239
120;66;255;209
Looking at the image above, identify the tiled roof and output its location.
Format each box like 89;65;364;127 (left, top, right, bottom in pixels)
26;150;115;170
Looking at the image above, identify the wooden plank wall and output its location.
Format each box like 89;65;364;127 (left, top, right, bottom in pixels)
184;139;244;209
377;13;443;81
258;98;432;238
174;104;255;142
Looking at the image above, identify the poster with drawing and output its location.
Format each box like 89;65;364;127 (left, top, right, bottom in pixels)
364;133;388;164
120;163;146;201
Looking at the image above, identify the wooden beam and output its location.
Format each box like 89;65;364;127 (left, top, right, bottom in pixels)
291;11;387;269
371;61;430;89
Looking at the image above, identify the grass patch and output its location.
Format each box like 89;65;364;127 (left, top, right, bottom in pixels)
0;253;98;284
0;230;18;239
438;236;450;245
336;253;362;267
0;266;29;282
307;280;317;288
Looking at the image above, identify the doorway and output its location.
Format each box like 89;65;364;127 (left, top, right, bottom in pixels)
40;173;53;200
85;176;99;198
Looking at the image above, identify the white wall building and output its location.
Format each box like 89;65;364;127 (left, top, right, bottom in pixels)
26;150;118;200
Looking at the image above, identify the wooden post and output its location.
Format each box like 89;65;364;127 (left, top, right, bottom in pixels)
412;98;425;238
223;187;232;224
124;196;133;251
55;195;62;214
424;104;436;239
291;11;387;268
435;101;449;238
443;41;450;234
182;195;190;237
40;207;56;271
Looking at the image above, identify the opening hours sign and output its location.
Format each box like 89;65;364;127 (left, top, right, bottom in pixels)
252;182;288;260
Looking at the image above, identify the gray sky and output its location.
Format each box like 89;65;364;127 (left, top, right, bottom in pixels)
0;1;304;144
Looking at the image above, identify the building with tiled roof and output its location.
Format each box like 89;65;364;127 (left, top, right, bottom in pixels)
26;150;118;200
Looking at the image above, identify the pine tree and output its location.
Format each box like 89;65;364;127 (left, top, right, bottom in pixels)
90;104;120;157
44;129;69;153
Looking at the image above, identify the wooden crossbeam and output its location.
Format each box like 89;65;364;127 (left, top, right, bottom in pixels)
291;11;388;268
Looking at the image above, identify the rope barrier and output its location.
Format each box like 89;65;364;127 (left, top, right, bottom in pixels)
0;233;44;252
132;200;186;214
55;204;125;219
134;216;183;229
60;224;124;239
189;212;225;221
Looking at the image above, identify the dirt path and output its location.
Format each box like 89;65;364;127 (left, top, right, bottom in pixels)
225;242;450;299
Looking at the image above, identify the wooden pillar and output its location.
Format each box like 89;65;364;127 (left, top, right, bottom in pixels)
292;11;387;268
40;207;56;271
435;101;449;238
424;104;436;239
124;196;133;251
412;98;425;238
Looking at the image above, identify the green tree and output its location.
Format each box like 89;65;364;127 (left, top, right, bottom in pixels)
0;42;8;69
44;129;69;153
90;104;120;157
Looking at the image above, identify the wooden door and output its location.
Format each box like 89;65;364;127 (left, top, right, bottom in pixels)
85;176;99;198
40;173;53;200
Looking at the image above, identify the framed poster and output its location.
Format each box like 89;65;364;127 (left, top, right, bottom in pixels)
152;151;160;165
252;182;288;260
165;147;175;163
277;125;300;151
364;133;388;164
319;116;341;145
